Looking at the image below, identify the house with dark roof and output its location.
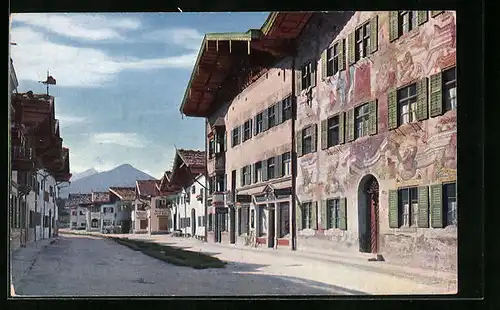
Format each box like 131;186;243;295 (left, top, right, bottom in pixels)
84;192;110;232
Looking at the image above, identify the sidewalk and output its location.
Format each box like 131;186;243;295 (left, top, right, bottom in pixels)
10;237;59;296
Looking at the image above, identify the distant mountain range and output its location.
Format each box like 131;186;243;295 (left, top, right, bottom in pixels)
59;164;155;198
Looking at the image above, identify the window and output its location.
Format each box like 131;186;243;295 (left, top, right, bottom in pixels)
242;166;251;186
250;209;255;228
220;213;227;231
258;206;266;236
231;127;240;147
140;219;148;229
327;115;340;147
282;152;291;177
79;210;85;215
301;62;313;90
301;202;314;229
327;42;341;76
192;186;196;194
282;96;292;121
72;222;77;227
81;222;86;227
443;67;457;112
91;219;99;228
267;105;276;128
355;103;370;139
200;188;204;200
398;187;419;227
243;119;252;141
326;199;340;229
398;83;417;125
254;162;263;183
208;138;215;158
443;183;457;226
72;210;77;216
208;214;213;231
399;11;417;35
255;112;263;135
267;157;275;179
214;174;225;192
302;125;314;155
355;22;371;61
49;186;53;196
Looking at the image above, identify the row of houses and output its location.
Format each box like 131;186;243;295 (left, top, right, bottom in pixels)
174;11;457;272
9;58;72;251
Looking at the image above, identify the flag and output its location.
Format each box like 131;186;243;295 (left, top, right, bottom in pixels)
40;76;56;85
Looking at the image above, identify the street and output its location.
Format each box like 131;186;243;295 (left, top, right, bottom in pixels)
12;233;456;296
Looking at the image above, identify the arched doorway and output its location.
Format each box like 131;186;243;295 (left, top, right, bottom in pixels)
357;174;380;253
191;209;196;237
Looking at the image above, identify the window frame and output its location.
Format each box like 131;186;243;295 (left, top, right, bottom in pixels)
282;96;292;121
327;114;340;147
355;21;371;61
254;161;263;183
301;202;313;229
443;182;457;227
399;11;418;35
231;127;240;147
397;83;418;126
327;41;340;76
243;119;252;141
267;157;276;180
354;103;371;139
267;105;276;129
255;112;263;134
326;198;341;229
442;66;457;113
398;186;419;227
282;152;291;177
243;165;251;186
302;125;314;155
301;62;312;90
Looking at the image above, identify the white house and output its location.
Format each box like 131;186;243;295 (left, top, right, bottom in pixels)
66;193;91;230
26;169;59;238
186;174;206;239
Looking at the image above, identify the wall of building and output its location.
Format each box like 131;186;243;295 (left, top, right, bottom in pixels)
70;206;87;229
294;11;457;271
149;196;171;234
184;175;206;238
100;204;116;227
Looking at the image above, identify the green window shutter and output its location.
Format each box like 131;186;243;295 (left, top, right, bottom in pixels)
295;68;302;94
430;184;444;228
339;197;347;230
262;108;269;131
417;11;428;25
223;131;227;152
347;31;356;65
311;201;318;230
296;202;303;230
251;163;256;183
387;89;398;130
248;118;253;138
339;112;345;144
253;115;258;135
321;49;328;80
429;72;443;117
296;130;303;157
346;109;355;142
311;60;317;88
248;164;253;185
431;11;444;17
240;168;244;187
389;11;400;42
276;102;283;124
312;124;318;152
261;160;268;181
320;200;328;230
416;77;429;121
338;39;346;71
418;186;430;228
388;190;399;228
275;155;282;178
368;100;378;135
321;119;328;150
370;15;378;54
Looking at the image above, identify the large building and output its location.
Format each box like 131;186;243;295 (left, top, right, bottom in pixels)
179;11;456;272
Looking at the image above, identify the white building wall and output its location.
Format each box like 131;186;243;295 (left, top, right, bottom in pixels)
101;204;116;228
186;175;206;238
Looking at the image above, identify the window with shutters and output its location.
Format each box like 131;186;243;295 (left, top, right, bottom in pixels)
254;162;263;183
327;115;340;147
301;62;313;90
398;187;419;227
327;41;343;76
231;127;240;147
282;152;291;176
243;119;252;141
354;103;370;139
191;185;196;194
302;125;315;155
399;11;418;34
267;157;276;179
443;67;457;112
282;96;292;121
255;112;263;135
398;83;418;125
243;165;251;186
443;182;457;226
327;198;341;229
301;202;313;229
355;22;371;61
208;138;215;159
267;105;276;128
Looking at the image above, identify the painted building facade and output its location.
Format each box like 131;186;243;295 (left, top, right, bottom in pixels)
293;11;456;271
108;187;134;233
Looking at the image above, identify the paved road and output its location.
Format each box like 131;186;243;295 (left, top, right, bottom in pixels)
14;234;368;296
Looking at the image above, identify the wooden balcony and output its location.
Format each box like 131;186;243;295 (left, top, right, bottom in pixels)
12;145;35;171
207;152;225;174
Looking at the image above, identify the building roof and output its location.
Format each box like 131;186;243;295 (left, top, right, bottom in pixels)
65;193;92;207
177;149;206;169
109;187;136;201
179;12;312;117
136;179;159;197
92;191;110;203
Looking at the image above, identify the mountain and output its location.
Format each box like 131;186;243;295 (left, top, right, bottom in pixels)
70;168;98;182
60;164;155;198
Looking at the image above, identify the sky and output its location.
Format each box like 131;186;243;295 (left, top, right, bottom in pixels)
10;12;269;179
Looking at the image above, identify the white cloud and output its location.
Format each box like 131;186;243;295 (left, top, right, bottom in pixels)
10;27;197;87
57;114;89;126
91;132;147;148
12;13;141;41
143;27;203;50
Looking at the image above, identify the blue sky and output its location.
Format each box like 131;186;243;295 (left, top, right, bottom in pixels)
10;12;269;179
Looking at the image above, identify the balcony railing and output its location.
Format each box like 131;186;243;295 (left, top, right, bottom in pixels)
208;152;225;173
12;146;33;160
